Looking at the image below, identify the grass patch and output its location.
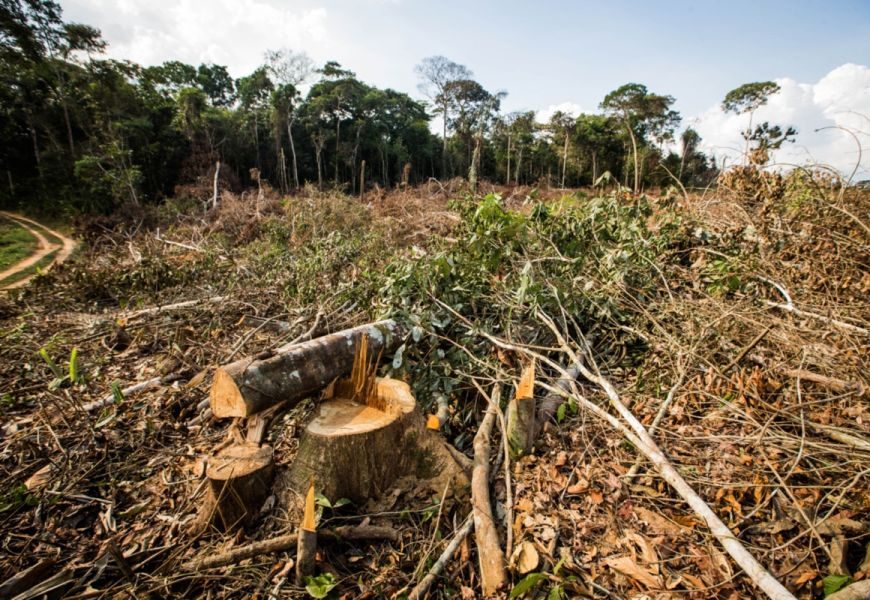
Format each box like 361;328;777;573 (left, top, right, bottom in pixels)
0;248;59;287
0;217;38;272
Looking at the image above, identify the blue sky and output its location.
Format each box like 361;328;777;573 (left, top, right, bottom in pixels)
61;0;870;174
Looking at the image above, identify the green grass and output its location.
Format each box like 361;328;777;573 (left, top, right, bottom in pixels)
0;248;59;287
0;217;38;272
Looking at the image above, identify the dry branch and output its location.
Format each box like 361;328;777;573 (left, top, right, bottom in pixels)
472;385;507;595
179;525;399;572
408;514;474;600
210;320;404;418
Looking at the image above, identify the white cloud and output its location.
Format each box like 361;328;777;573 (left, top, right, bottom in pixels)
691;63;870;178
536;102;583;124
63;0;329;76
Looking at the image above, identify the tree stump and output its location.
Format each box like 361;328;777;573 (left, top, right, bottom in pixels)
201;443;274;531
285;377;468;504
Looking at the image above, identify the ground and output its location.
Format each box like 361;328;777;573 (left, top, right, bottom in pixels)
0;216;37;273
0;176;867;599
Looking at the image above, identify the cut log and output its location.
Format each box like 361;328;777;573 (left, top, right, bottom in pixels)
200;443;274;531
506;360;536;458
210;320;404;418
284;377;469;505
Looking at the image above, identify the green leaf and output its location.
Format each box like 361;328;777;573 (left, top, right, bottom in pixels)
332;497;351;508
510;573;547;598
315;493;332;509
68;348;81;384
556;403;567;423
38;348;63;379
823;574;852;596
111;381;125;404
305;572;337;599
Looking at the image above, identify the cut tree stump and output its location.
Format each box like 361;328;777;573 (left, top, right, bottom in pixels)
210;320;404;418
285;377;468;505
200;443;275;531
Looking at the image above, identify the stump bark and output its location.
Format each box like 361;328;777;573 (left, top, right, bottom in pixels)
201;443;274;531
286;377;468;504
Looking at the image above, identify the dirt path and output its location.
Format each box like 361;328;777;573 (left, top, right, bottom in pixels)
0;211;77;290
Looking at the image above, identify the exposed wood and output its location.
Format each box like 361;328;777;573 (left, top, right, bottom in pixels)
296;481;317;585
210;319;404;418
179;525;399;572
472;386;507;595
245;400;287;444
407;513;474;600
200;443;274;531
285;377;469;504
506;360;536;458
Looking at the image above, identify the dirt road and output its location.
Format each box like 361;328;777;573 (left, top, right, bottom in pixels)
0;211;77;290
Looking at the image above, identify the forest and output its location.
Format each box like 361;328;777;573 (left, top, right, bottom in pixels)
1;1;867;600
0;0;724;215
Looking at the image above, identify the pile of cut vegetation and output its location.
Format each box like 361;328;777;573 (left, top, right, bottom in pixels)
0;173;866;599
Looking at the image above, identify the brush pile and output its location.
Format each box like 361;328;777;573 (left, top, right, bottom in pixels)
0;171;867;599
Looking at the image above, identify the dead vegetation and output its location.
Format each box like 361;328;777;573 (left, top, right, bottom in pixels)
0;171;867;599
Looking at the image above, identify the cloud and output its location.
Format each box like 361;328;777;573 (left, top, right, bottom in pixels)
63;0;329;76
690;63;870;178
536;102;583;124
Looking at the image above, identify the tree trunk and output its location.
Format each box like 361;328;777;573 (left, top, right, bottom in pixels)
627;123;640;193
210;320;405;418
334;117;341;184
284;377;469;504
561;132;569;188
211;161;221;209
359;159;366;198
441;100;449;178
506;132;511;185
287;117;299;188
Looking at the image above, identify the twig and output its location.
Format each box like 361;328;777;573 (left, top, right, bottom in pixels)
723;325;772;372
179;525;398;572
407;513;474;600
80;372;186;413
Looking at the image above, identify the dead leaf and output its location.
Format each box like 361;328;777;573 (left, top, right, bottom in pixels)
634;507;685;537
25;465;53;490
510;540;540;575
604;555;663;589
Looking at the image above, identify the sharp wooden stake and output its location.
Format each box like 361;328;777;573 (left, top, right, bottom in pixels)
296;479;318;585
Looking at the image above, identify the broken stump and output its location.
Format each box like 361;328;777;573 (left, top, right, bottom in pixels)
201;443;274;531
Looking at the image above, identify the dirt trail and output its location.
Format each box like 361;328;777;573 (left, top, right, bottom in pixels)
0;211;77;290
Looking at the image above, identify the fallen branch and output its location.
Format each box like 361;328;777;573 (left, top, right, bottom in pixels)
472;385;507;595
782;369;865;397
407;513;474;600
179;525;399;572
81;372;186;413
122;295;228;319
758;277;868;335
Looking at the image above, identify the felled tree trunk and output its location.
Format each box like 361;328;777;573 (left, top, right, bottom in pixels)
199;443;274;531
285;378;469;504
210;320;404;418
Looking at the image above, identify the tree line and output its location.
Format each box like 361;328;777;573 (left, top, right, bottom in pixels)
2;0;793;215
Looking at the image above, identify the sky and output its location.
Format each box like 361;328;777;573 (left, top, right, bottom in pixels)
60;0;870;176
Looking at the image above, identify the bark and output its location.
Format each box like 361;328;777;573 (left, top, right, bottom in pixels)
472;395;507;595
210;320;404;418
506;132;511;185
359;159;366;198
295;528;317;585
827;581;870;600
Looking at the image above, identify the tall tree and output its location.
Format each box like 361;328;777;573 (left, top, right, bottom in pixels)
722;81;786;164
601;83;680;193
414;56;472;177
